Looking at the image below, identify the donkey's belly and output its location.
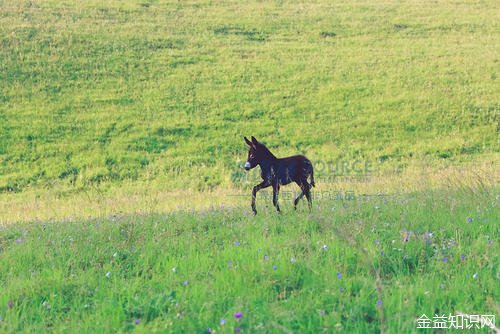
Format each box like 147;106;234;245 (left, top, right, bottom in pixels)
278;175;294;185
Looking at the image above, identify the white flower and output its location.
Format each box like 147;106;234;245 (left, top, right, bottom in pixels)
106;272;111;278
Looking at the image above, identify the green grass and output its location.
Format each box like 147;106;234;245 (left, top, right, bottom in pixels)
0;1;498;332
0;0;498;195
0;188;498;333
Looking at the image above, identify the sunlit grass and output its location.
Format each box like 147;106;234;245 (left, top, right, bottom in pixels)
0;0;498;196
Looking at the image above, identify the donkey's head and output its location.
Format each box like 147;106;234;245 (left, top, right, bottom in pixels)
244;136;275;170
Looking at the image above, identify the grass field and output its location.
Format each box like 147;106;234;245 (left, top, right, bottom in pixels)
0;0;499;332
1;188;498;333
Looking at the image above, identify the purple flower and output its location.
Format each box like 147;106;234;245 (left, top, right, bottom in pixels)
273;265;277;270
264;254;268;261
376;299;382;307
219;318;226;325
340;287;344;293
135;319;140;325
228;261;233;265
460;254;465;261
442;257;447;263
234;241;241;246
182;280;189;286
488;240;493;246
15;238;22;244
234;328;241;333
467;217;473;223
337;272;341;279
234;312;242;320
374;240;380;245
380;250;385;255
207;328;211;333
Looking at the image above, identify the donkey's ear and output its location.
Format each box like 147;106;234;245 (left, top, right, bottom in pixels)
244;137;252;146
251;136;258;145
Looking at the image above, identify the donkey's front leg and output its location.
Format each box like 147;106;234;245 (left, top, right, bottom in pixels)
252;181;270;215
272;183;281;213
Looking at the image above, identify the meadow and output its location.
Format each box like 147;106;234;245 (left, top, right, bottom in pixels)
0;0;499;332
1;188;498;333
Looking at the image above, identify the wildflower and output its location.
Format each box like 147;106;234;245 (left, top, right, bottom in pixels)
442;257;447;263
273;265;277;270
291;257;297;263
182;280;189;286
473;273;478;279
460;254;465;261
220;319;226;325
15;238;22;244
264;254;269;261
337;272;341;279
257;248;261;253
488;240;493;246
135;319;140;325
234;328;241;333
376;300;383;307
106;272;111;278
42;301;51;309
467;217;473;223
374;240;380;245
131;245;135;252
323;244;328;250
172;267;177;273
228;261;233;266
319;309;326;316
340;287;344;293
234;241;241;246
234;312;242;320
380;250;385;255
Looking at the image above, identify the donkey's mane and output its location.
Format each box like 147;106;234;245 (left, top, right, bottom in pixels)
257;143;277;159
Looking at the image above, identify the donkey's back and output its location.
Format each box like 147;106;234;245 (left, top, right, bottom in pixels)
275;155;315;187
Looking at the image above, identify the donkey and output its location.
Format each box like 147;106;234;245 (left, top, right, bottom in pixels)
244;136;315;214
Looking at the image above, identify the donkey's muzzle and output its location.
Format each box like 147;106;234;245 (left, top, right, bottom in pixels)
244;161;251;170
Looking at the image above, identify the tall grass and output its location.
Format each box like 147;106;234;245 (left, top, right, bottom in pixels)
0;188;497;332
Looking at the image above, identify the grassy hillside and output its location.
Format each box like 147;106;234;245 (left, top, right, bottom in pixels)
1;189;498;333
1;0;498;197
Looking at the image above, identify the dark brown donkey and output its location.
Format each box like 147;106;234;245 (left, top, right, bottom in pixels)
244;136;315;214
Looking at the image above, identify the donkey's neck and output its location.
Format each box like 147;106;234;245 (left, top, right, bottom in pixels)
259;146;277;160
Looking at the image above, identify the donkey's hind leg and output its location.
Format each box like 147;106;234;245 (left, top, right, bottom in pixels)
293;191;304;209
301;182;312;212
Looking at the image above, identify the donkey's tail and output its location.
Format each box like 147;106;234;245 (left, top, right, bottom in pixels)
310;168;315;187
